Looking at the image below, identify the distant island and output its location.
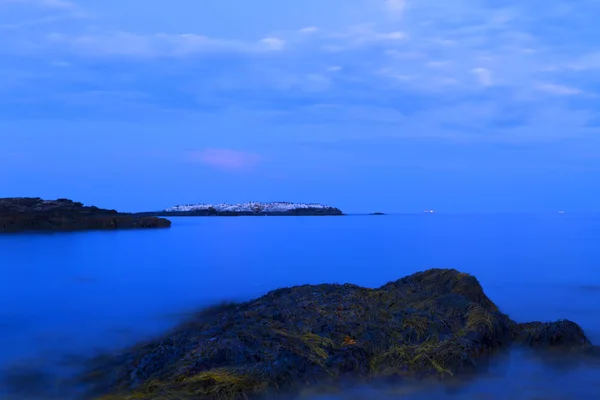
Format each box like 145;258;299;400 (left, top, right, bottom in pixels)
370;212;385;215
0;197;171;232
136;202;344;217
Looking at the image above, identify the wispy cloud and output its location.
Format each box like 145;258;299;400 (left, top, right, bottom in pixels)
330;26;407;47
46;32;285;57
187;149;262;171
536;83;583;96
1;0;85;19
1;0;76;10
471;68;493;87
563;53;600;71
299;26;319;34
259;37;285;51
385;0;407;18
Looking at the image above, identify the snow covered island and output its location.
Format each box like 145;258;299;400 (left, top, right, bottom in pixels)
149;202;344;216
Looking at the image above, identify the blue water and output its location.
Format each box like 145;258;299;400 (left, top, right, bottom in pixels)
1;214;600;399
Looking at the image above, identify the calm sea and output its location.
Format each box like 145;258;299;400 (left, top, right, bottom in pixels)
1;214;599;399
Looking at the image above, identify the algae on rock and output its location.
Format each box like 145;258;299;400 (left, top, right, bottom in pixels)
82;269;595;400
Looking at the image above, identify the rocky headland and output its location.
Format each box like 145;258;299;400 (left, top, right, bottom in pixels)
0;198;171;232
80;268;598;400
136;202;344;217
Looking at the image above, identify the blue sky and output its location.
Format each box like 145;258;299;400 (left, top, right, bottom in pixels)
1;0;599;212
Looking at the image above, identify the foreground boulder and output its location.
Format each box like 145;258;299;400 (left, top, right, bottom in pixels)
83;269;595;400
0;197;171;232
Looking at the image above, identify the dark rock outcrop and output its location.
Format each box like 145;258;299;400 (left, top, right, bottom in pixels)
514;320;591;349
0;198;171;232
81;269;596;400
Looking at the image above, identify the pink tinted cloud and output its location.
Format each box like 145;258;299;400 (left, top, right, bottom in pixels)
187;148;261;170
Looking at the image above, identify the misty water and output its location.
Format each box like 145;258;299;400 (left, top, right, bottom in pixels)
1;214;600;399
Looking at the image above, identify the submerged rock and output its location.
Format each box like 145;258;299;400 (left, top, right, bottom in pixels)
0;197;171;232
82;269;594;400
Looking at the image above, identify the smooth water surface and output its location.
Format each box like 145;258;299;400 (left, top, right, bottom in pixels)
1;214;600;399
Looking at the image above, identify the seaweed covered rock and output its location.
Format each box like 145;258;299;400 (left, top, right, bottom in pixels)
0;197;171;232
513;320;591;350
83;269;593;400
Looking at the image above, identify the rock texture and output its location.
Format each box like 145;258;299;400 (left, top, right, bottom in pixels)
81;269;597;400
0;198;171;232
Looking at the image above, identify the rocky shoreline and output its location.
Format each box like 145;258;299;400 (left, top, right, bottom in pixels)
0;198;171;232
79;269;598;400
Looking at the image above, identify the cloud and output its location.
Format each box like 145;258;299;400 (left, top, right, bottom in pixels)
299;26;319;34
1;0;76;9
471;68;493;87
0;0;85;19
35;0;74;9
259;37;285;51
46;32;285;57
536;83;583;96
564;53;600;71
2;0;600;145
426;61;450;68
378;68;415;82
187;149;262;170
385;0;407;18
345;27;407;44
